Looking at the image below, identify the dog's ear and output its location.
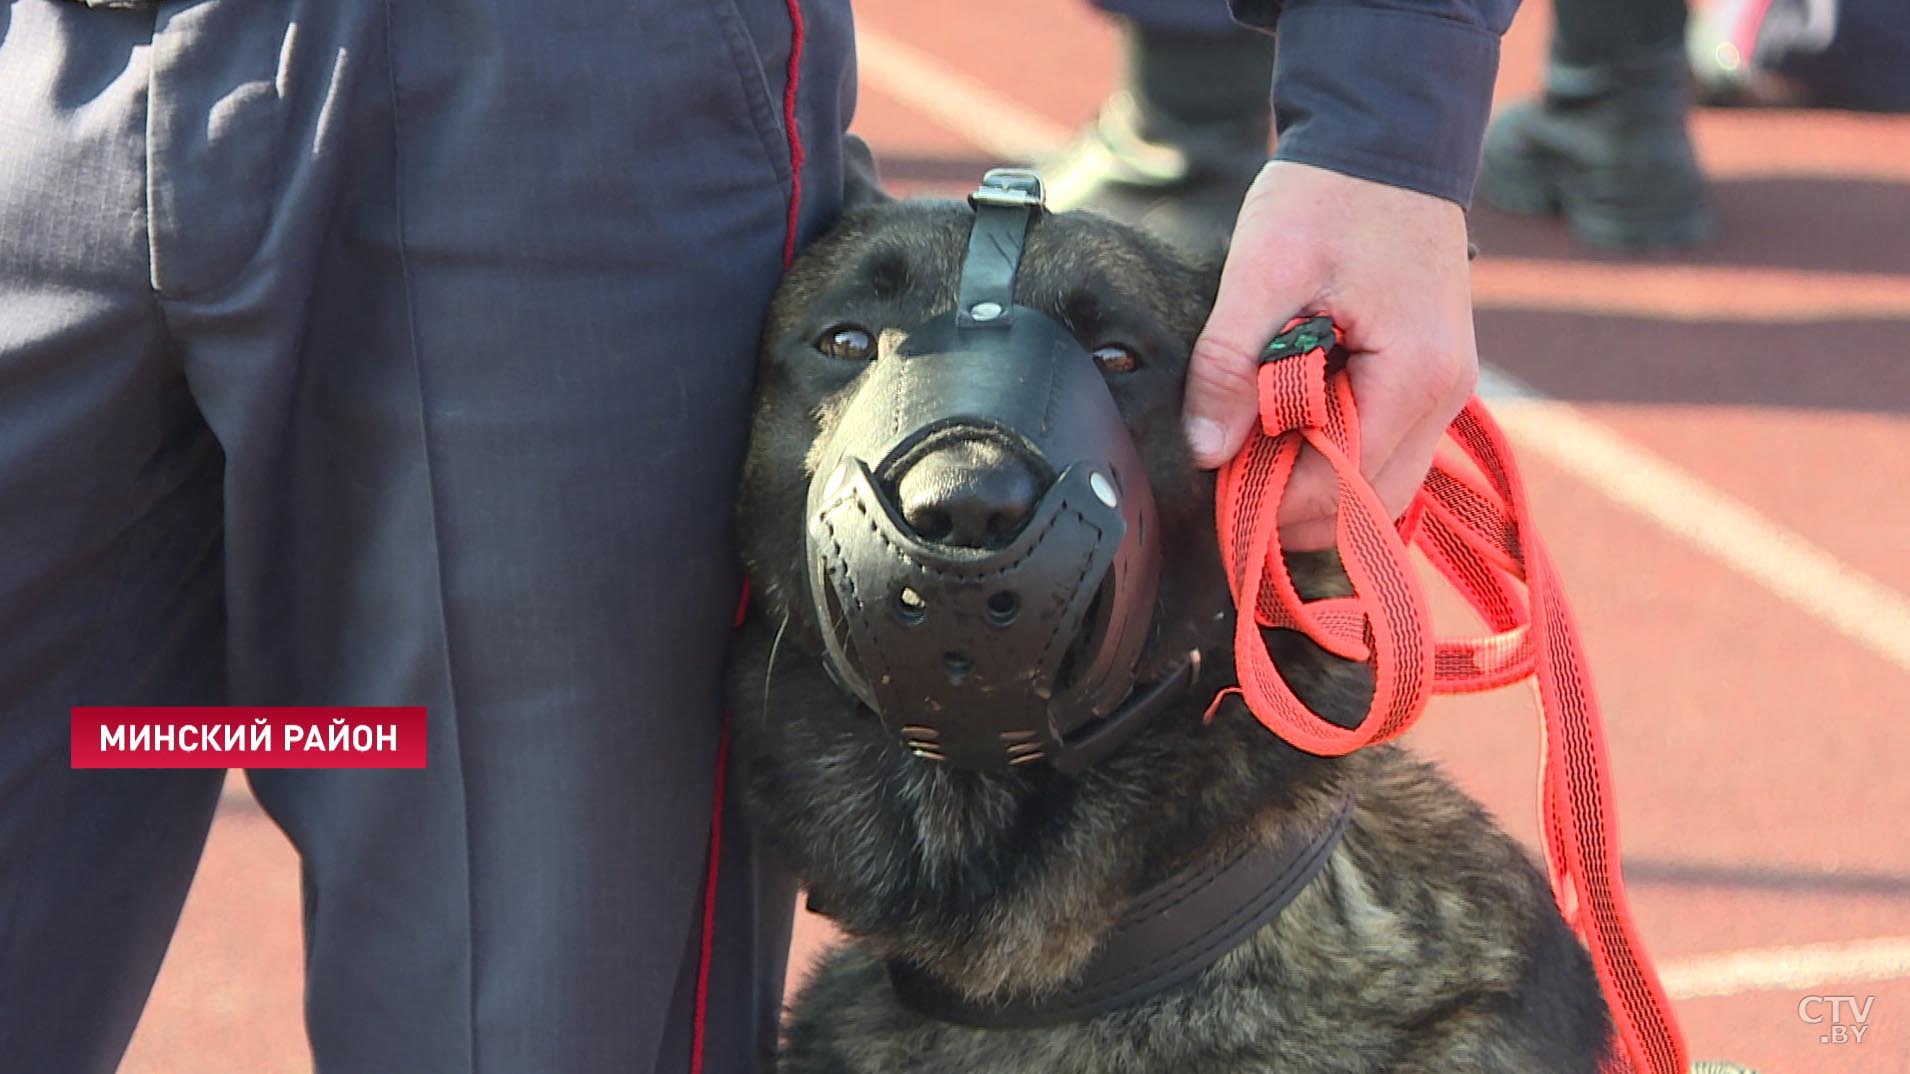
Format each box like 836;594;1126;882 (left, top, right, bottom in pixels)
842;133;893;212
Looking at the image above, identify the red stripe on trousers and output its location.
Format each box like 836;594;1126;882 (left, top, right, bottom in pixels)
691;3;806;1072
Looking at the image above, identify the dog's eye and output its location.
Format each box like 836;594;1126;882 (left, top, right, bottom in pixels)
1090;344;1140;374
816;324;876;361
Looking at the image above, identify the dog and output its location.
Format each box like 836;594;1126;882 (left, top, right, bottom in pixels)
728;169;1613;1073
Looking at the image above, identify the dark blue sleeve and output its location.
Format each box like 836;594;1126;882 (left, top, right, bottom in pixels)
1232;0;1519;207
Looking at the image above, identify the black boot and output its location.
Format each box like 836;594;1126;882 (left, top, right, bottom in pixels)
1478;45;1709;249
1040;23;1273;259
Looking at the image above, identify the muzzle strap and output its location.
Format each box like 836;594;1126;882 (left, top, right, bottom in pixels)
1212;316;1688;1074
957;170;1045;330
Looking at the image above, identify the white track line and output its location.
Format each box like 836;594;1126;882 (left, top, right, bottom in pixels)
1471;258;1910;322
855;25;1910;678
1696;112;1910;185
1659;935;1910;1000
1480;368;1910;674
854;26;1069;161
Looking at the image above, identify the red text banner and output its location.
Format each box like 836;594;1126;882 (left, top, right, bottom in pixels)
71;707;428;769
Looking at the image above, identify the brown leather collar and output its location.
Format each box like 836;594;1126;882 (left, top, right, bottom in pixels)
888;794;1355;1029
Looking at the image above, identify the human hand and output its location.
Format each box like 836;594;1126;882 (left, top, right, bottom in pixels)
1183;161;1478;551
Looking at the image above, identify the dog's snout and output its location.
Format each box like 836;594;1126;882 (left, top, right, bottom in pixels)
894;438;1041;548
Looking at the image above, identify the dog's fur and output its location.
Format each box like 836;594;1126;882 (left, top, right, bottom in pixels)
729;181;1611;1073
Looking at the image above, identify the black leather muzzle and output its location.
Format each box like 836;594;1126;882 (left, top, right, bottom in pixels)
803;171;1169;771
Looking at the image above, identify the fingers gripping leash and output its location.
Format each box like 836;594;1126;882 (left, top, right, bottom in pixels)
1210;317;1689;1074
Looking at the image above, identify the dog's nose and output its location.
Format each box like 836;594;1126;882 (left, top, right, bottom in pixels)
894;437;1042;548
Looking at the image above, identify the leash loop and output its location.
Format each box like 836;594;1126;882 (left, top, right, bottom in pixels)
1213;316;1688;1074
1216;319;1434;754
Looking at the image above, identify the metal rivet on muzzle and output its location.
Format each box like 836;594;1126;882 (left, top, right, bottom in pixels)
986;590;1020;627
895;586;927;625
968;301;1003;322
1090;471;1119;508
823;462;851;500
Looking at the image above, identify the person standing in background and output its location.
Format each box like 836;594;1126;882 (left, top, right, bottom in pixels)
1041;5;1276;257
1478;0;1709;248
1057;0;1726;252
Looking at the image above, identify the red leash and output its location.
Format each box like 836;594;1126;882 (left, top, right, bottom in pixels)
1212;316;1688;1074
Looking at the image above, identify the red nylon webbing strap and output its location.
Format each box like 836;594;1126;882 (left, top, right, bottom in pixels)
1212;316;1687;1074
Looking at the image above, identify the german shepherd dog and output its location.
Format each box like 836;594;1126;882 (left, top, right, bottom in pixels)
729;171;1613;1073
